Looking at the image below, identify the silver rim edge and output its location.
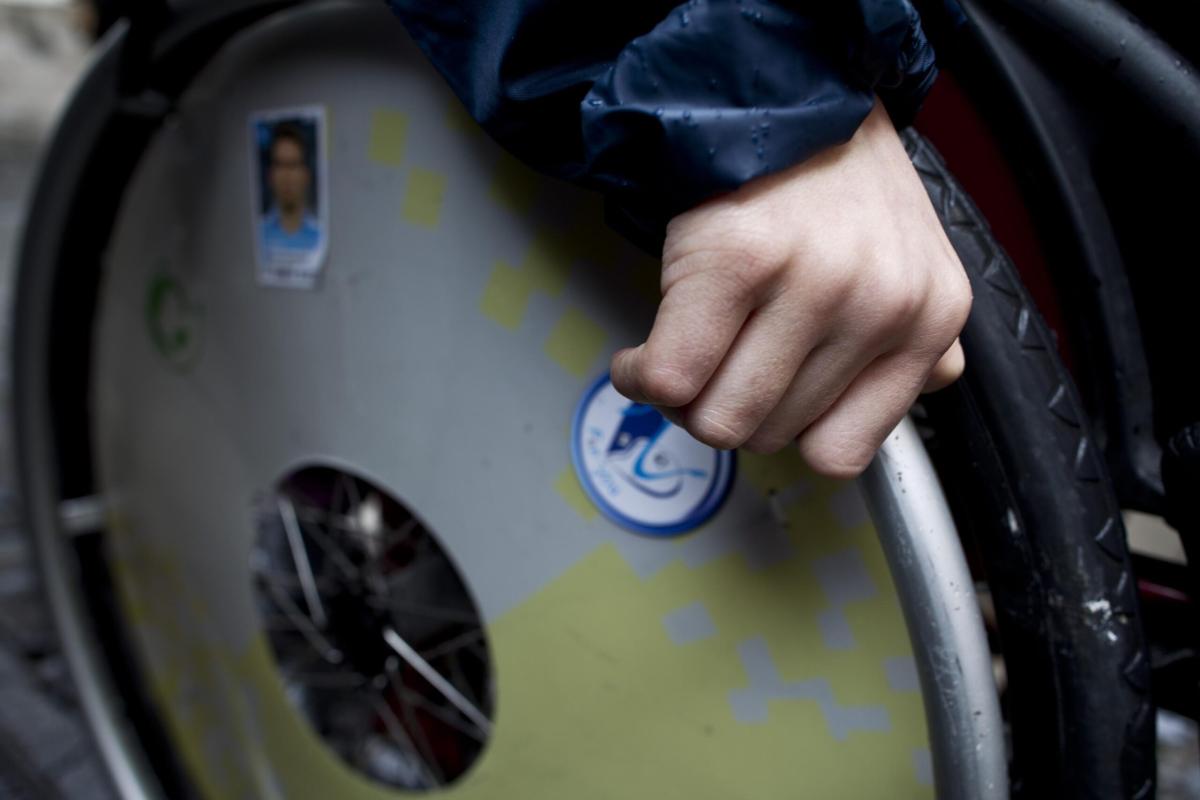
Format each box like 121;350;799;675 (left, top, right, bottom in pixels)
864;418;1008;799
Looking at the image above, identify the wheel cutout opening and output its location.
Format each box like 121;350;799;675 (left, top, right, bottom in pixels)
251;465;493;790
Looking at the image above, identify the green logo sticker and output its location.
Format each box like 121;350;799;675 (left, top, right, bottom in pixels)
145;272;204;371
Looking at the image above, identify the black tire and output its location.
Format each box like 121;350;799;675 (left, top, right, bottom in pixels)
905;129;1156;799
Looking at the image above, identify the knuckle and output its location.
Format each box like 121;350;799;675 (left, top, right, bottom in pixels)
799;258;854;317
930;256;973;326
852;265;922;340
921;280;973;351
883;278;925;325
946;276;974;329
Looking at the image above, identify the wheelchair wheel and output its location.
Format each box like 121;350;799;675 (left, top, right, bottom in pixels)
8;2;1142;798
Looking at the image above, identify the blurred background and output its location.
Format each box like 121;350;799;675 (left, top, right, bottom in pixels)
0;1;1197;798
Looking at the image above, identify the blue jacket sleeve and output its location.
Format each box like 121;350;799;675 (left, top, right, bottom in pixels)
385;0;943;250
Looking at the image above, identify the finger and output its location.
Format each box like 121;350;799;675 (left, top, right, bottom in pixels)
921;337;965;393
611;266;760;408
795;350;930;479
675;300;821;450
740;337;881;454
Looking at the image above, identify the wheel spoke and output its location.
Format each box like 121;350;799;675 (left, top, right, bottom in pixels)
389;600;480;626
389;670;487;743
260;575;343;665
383;627;491;736
389;675;445;785
369;695;438;788
293;511;363;584
278;495;327;629
420;628;483;661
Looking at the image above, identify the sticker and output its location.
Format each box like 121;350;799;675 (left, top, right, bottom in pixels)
249;106;329;289
145;269;203;371
571;373;735;536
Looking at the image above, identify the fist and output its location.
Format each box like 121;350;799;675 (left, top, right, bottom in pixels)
610;101;971;479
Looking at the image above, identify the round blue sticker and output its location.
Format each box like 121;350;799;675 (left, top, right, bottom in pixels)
571;373;735;537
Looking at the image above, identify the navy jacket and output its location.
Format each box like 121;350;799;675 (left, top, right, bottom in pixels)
386;0;957;250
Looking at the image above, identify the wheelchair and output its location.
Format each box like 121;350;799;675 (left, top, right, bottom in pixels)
12;0;1196;797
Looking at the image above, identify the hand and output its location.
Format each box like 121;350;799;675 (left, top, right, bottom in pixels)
610;100;971;478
